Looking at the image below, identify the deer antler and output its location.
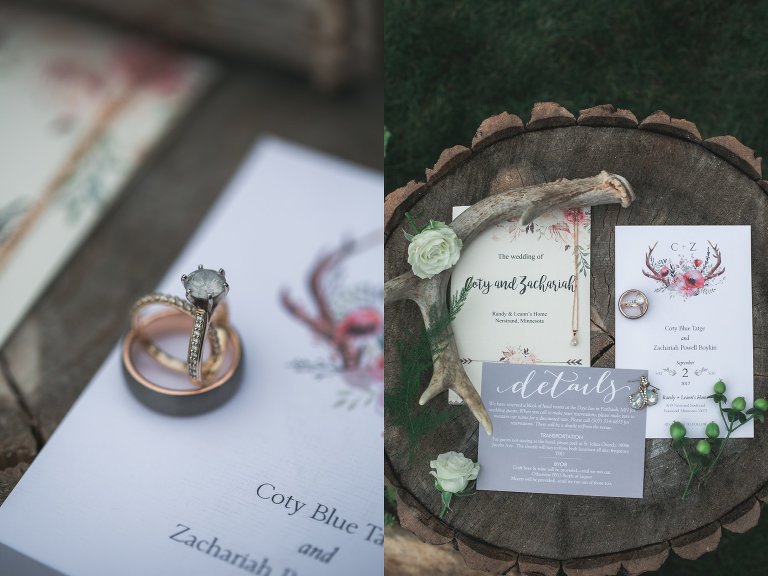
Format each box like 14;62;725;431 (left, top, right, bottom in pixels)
641;242;670;286
385;171;636;434
281;241;361;370
704;241;725;281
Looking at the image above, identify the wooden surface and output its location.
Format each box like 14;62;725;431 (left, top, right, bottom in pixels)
384;103;768;574
0;61;382;503
30;0;380;89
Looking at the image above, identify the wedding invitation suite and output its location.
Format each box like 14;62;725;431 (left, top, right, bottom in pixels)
478;364;647;498
449;208;591;403
615;226;753;438
0;138;383;575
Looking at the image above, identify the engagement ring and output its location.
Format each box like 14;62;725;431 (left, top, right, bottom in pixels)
181;266;230;383
618;289;649;319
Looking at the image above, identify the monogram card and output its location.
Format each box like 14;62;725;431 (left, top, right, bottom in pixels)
615;226;753;438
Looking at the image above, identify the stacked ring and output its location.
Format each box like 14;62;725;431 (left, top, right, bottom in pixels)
121;265;242;414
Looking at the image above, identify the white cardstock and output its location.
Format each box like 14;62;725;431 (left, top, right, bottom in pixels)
0;138;384;575
615;225;753;438
449;207;591;402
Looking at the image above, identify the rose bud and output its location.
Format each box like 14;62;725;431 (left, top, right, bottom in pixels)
705;422;720;439
754;398;768;412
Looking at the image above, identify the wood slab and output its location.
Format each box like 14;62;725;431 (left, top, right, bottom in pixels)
384;103;768;573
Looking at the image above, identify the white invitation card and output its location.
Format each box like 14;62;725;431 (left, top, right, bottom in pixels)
478;364;647;498
615;226;753;438
0;138;383;575
450;207;591;403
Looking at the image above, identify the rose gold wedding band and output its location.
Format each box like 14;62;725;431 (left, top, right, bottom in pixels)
130;294;229;383
122;308;243;414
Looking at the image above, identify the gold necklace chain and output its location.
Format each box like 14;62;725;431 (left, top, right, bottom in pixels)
571;221;579;346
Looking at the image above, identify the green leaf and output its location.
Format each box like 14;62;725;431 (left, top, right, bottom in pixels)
756;412;766;424
737;412;748;424
385;286;470;459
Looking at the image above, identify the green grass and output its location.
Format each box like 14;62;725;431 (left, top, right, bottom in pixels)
385;0;768;193
385;1;768;572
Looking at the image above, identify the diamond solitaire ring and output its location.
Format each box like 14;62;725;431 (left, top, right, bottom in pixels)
181;265;230;383
618;289;649;319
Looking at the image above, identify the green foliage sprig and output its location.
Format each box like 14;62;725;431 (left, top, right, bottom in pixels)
384;282;471;459
670;379;768;499
401;212;447;242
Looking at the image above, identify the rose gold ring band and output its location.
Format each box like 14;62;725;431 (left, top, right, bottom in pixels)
122;308;243;414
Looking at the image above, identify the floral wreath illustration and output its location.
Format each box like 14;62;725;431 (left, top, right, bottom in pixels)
280;233;384;415
492;207;590;277
643;241;725;298
499;345;539;364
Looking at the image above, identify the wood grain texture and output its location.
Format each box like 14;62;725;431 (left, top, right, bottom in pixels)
0;63;382;500
426;145;473;183
385;105;768;571
527;102;576;131
578;104;638;128
638;110;701;142
703;135;762;179
36;0;379;89
472;112;525;151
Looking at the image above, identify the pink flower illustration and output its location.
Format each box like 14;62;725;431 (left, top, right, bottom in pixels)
564;208;586;224
111;42;186;95
643;241;725;298
681;270;705;293
335;308;383;340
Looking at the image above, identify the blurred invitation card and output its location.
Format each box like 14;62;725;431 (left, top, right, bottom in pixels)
0;138;384;575
0;6;212;347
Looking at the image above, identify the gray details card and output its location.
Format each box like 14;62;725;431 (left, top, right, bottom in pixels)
478;364;648;498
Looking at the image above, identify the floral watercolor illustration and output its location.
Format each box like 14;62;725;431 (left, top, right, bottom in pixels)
492;207;590;277
643;241;725;298
0;20;196;265
499;345;539;364
281;234;384;415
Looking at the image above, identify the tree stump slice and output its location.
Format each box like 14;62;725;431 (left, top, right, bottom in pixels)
384;103;768;574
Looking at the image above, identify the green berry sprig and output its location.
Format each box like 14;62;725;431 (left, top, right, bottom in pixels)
670;380;767;499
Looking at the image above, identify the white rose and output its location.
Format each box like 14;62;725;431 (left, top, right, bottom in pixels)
430;451;479;494
407;222;463;279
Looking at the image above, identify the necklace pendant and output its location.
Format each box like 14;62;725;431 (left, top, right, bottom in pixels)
570;332;578;346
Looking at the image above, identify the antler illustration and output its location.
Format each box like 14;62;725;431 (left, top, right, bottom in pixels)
385;171;636;434
704;241;725;280
642;242;670;286
281;241;363;370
